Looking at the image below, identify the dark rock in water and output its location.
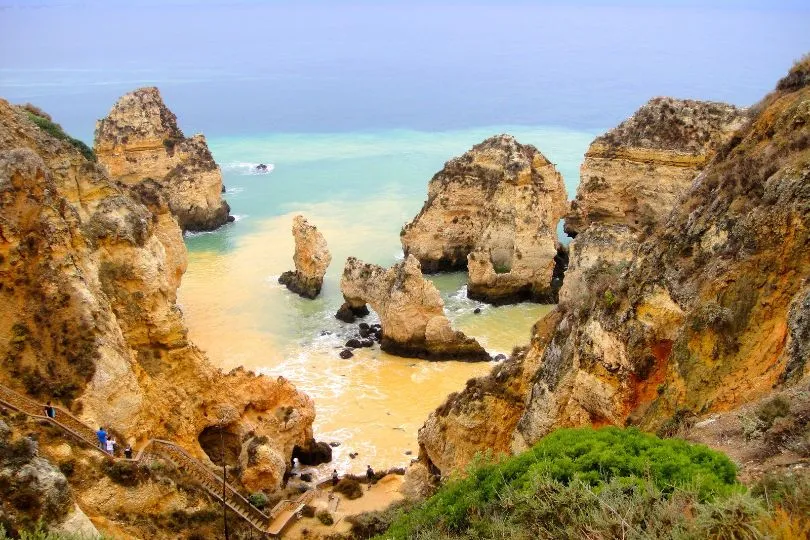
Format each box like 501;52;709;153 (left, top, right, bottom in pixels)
473;307;482;314
359;322;370;331
320;330;332;336
299;473;313;483
256;163;268;172
221;184;227;193
279;270;322;299
329;441;341;448
360;339;374;348
494;353;507;361
293;440;333;466
359;327;372;338
404;450;412;455
226;215;236;223
345;338;363;348
370;324;382;330
349;452;359;459
336;302;370;323
339;349;354;359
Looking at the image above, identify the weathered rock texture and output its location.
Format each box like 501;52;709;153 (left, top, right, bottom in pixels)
401;134;568;304
94;87;230;232
418;59;810;476
339;255;490;361
0;420;98;538
566;97;744;236
278;215;331;299
0;99;315;493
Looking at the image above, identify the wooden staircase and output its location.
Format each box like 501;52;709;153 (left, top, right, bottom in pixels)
0;383;309;537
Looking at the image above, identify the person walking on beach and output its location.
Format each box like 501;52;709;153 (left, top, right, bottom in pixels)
366;465;375;489
332;469;339;486
96;426;107;450
44;401;56;419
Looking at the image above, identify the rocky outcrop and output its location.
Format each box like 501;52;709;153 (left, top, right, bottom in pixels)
0;99;314;493
418;311;561;475
566;97;744;237
0;423;96;537
417;58;810;475
278;215;332;299
94;87;231;232
338;255;490;361
401;134;568;304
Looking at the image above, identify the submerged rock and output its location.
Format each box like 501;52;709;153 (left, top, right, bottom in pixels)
94;87;231;232
401;134;568;304
279;215;332;299
335;302;370;323
339;255;490;361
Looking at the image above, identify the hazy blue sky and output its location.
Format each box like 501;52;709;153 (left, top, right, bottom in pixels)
1;1;808;139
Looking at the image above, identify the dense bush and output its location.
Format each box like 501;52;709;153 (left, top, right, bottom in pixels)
380;427;742;537
334;476;364;500
101;459;145;487
25;112;96;162
248;492;267;509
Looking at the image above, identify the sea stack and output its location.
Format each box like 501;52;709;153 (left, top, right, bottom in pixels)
338;255;490;361
94;87;231;232
279;215;332;299
401;134;568;304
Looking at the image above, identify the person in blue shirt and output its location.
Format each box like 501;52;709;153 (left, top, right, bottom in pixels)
96;427;107;450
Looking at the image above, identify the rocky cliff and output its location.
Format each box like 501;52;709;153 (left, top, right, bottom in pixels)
278;215;332;299
418;59;810;476
401;135;568;304
338;255;490;361
94;87;231;232
566;97;744;236
0;99;315;494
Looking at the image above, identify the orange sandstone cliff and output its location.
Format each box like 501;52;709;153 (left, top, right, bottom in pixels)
418;60;810;476
0;99;315;495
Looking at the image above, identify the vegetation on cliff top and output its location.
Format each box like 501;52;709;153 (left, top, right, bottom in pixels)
368;427;809;539
22;106;96;162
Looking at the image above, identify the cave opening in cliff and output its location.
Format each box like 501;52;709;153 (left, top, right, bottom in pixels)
198;425;241;466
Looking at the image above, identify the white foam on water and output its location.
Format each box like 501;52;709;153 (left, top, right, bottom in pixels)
226;186;244;194
221;162;275;175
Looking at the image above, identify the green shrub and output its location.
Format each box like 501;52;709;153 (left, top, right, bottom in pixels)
248;492;268;509
316;510;334;526
334;476;364;500
25;112;96;162
755;395;790;429
381;427;741;536
102;459;144;487
603;289;616;308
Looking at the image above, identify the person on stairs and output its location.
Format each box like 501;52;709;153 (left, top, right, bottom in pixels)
44;401;56;419
105;437;117;455
96;426;107;451
124;445;133;459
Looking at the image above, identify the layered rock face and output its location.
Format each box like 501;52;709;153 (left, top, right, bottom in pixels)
418;60;810;476
566;97;744;236
0;99;314;492
401;134;568;304
94;87;231;232
278;215;332;299
338;255;490;361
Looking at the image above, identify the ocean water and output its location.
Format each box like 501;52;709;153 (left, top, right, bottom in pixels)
2;0;808;478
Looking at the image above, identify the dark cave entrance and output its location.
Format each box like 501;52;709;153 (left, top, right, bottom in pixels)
198;425;241;466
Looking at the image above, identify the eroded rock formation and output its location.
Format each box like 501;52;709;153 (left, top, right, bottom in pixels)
338;255;490;361
401;134;568;304
417;59;810;476
0;99;314;493
566;97;744;236
94;87;231;232
278;215;332;299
